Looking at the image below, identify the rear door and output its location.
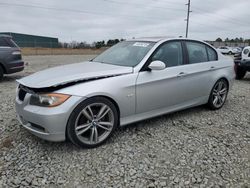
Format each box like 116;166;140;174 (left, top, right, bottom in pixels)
182;41;219;99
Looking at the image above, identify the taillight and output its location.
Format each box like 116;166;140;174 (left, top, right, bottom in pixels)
12;51;21;55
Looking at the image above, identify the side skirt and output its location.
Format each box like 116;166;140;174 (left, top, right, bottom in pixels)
120;96;208;126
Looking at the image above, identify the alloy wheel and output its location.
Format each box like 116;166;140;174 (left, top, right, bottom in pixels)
212;80;228;108
74;103;114;145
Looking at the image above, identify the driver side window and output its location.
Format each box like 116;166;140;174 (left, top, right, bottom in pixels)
151;41;183;67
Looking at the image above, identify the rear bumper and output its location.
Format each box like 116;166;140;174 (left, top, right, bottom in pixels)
6;60;24;74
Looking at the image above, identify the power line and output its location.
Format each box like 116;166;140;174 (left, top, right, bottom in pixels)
191;7;249;26
189;19;248;34
102;0;186;12
101;0;249;32
0;2;180;22
1;1;249;38
103;0;249;27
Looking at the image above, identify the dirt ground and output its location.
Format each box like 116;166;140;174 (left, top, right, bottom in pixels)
21;48;107;56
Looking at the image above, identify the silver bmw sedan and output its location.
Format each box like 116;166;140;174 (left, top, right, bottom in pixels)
15;38;235;148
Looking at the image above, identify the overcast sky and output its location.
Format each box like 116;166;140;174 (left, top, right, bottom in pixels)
0;0;249;42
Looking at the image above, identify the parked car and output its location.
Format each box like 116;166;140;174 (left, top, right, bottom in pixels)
234;46;250;79
232;47;242;54
0;35;24;80
217;46;234;55
15;38;235;148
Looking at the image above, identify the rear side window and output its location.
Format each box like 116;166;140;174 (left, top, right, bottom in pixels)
7;39;18;47
0;37;17;47
206;46;217;61
243;49;249;55
0;38;10;47
186;42;208;64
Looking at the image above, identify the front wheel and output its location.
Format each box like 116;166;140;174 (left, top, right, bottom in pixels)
67;97;118;148
207;79;229;110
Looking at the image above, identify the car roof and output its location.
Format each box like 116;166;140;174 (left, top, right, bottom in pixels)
128;36;173;42
128;37;208;43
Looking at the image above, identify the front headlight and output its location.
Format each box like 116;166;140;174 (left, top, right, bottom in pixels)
30;93;71;107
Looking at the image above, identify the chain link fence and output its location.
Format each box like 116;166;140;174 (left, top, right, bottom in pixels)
206;41;249;48
16;41;107;56
17;41;250;55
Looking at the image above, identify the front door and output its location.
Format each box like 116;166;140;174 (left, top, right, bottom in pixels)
136;41;191;114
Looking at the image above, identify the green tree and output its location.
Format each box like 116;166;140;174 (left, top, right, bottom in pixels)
244;39;250;45
235;37;240;42
215;38;223;42
95;40;105;49
107;39;120;46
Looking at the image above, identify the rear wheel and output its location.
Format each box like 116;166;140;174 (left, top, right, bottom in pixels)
228;51;233;55
0;66;3;81
208;79;229;110
236;67;246;80
67;97;118;148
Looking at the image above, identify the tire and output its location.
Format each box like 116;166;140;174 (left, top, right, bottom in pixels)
236;67;246;80
228;51;233;55
66;97;118;148
207;79;229;110
0;66;3;81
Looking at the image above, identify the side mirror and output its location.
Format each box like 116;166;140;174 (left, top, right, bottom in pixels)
148;60;166;71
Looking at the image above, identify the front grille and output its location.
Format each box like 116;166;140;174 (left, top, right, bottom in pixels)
12;54;22;61
18;88;27;101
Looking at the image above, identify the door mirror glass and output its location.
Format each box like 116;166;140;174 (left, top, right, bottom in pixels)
148;60;166;71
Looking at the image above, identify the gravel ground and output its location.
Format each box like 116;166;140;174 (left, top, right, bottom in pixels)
0;55;249;187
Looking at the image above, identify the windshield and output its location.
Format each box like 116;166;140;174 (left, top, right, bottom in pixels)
92;41;155;67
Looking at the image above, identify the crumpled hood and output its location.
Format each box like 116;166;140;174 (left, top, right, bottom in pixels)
17;61;133;88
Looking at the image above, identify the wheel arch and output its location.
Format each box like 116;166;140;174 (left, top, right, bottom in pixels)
0;63;6;74
207;77;230;110
65;94;121;146
217;77;230;88
71;94;121;125
92;95;121;124
208;76;230;101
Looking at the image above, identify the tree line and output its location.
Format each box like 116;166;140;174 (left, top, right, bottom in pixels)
215;37;250;44
59;37;250;49
59;38;125;49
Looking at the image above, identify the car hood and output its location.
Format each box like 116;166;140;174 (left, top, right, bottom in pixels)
17;61;133;88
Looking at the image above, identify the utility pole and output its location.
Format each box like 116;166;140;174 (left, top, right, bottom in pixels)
185;0;191;38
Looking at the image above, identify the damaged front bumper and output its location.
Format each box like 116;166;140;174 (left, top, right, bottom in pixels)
15;89;84;142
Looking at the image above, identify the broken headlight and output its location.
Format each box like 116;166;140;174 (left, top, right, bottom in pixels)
30;93;71;107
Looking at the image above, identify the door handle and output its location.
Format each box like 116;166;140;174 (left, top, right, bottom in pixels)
210;66;216;70
177;72;188;77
